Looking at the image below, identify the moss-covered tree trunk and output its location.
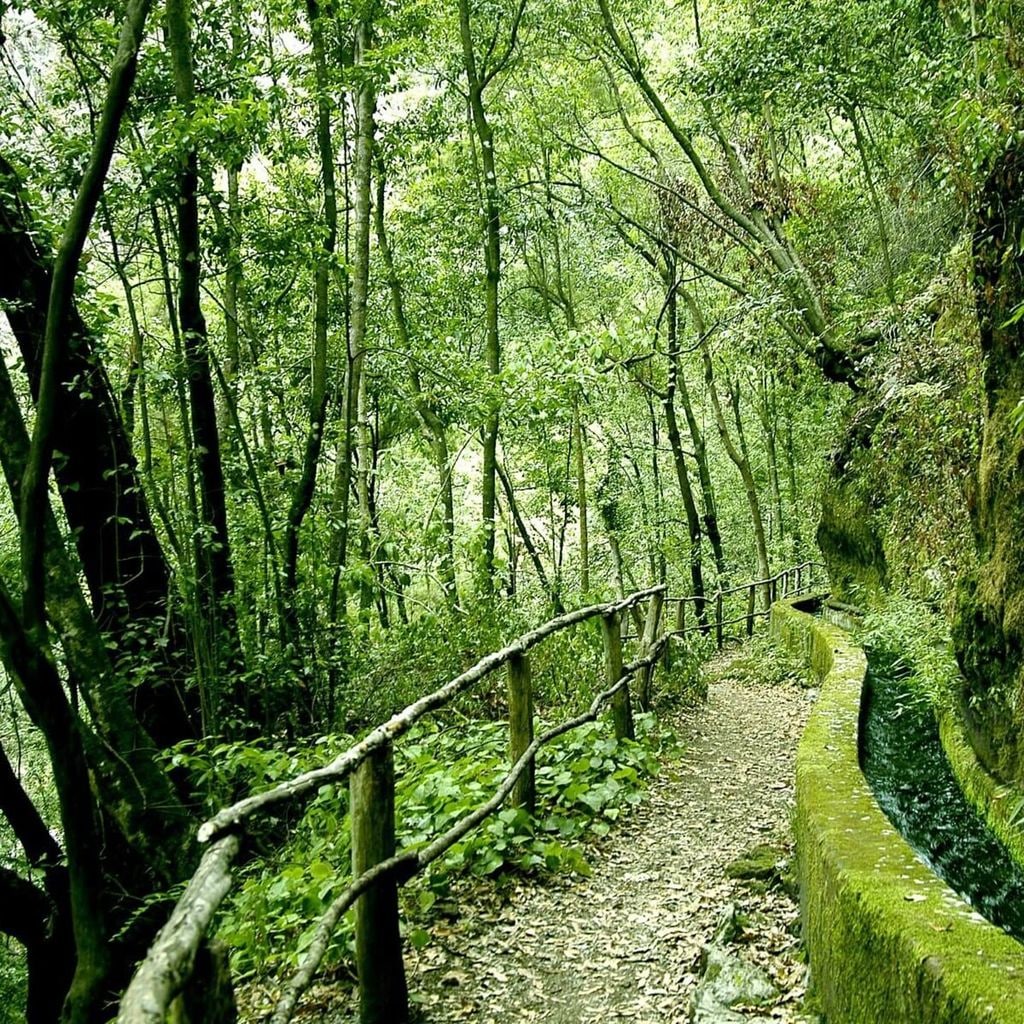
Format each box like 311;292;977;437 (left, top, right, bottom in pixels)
953;136;1024;781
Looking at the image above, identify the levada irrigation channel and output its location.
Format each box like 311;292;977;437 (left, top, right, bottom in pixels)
860;650;1024;941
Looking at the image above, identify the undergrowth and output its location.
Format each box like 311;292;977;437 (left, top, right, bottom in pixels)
172;710;674;982
715;632;808;689
857;594;961;712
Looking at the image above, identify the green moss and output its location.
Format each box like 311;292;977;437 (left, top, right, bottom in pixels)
816;476;888;602
773;600;1024;1024
939;706;1024;871
951;575;1021;782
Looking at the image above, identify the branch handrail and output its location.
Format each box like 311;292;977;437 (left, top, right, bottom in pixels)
198;584;664;843
119;584;665;1023
270;640;667;1024
662;560;826;604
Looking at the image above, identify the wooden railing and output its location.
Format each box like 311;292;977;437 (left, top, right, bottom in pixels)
117;562;824;1024
118;585;669;1024
650;560;825;651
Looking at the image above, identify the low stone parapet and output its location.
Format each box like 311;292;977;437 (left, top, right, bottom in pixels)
772;598;1024;1023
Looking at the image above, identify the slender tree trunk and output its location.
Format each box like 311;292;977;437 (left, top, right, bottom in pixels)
214;0;246;452
281;0;338;660
675;350;726;576
349;17;377;617
329;16;376;629
167;0;242;729
459;0;503;595
662;284;707;618
497;462;564;613
572;394;590;594
685;291;771;606
374;173;459;606
756;369;785;546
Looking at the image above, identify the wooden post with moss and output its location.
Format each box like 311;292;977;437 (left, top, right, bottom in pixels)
351;741;408;1024
637;591;664;711
602;609;633;740
746;583;756;637
715;590;724;650
507;652;535;812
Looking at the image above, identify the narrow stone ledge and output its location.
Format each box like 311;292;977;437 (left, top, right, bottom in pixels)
938;701;1024;872
771;598;1024;1024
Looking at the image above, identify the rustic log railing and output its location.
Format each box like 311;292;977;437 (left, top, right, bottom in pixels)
652;560;825;650
118;585;668;1024
118;562;824;1024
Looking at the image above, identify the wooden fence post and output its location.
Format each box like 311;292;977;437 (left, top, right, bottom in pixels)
507;653;535;813
746;584;756;637
715;590;724;650
795;564;803;594
637;591;664;712
351;742;408;1024
602;609;633;740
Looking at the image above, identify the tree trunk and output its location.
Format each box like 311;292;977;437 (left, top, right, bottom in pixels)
675;353;726;576
166;0;242;729
687;292;771;607
755;368;785;546
459;0;504;596
281;0;339;659
0;157;195;746
351;18;377;617
572;394;590;594
497;462;564;613
662;280;708;615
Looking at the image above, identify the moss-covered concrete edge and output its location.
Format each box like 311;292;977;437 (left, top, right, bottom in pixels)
771;598;1024;1024
938;705;1024;870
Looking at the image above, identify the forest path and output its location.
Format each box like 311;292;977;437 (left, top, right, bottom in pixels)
410;654;818;1023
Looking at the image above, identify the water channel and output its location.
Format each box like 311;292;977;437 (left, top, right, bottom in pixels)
860;650;1024;941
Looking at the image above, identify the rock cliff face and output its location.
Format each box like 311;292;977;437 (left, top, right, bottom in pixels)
953;137;1024;784
815;250;981;609
815;125;1024;785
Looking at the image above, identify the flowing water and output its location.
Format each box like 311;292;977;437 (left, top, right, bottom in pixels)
860;651;1024;941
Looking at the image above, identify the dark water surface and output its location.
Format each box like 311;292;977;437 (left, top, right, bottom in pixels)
860;651;1024;941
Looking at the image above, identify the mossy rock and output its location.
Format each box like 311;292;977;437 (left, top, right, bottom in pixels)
725;843;787;883
938;701;1024;872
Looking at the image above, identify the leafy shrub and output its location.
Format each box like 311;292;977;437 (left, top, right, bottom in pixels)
176;709;671;981
858;595;960;710
724;632;808;689
0;939;26;1024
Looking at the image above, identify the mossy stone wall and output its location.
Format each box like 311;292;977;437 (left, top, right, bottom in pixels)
938;705;1024;871
772;599;1024;1023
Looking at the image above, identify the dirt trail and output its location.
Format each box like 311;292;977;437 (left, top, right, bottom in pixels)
409;659;818;1023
